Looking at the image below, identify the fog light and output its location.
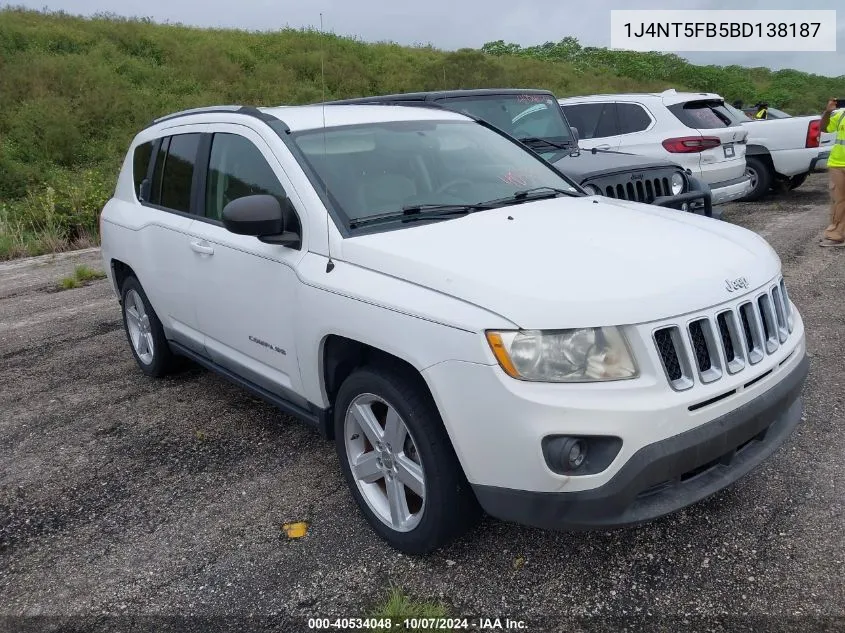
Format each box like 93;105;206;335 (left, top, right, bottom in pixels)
542;435;623;476
562;438;586;469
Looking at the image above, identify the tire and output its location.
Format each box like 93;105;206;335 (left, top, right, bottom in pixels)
741;156;773;202
334;364;480;554
120;276;177;378
788;173;808;191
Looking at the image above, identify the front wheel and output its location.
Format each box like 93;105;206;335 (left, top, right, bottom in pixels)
334;365;480;554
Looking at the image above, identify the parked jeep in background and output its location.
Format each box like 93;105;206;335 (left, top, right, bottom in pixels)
723;102;833;200
327;89;715;218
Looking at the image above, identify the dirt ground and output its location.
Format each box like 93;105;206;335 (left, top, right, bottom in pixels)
1;175;843;633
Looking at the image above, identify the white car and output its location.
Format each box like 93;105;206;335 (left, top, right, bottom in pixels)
724;103;834;200
559;90;753;205
100;102;808;554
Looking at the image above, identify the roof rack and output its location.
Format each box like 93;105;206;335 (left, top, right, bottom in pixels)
146;105;289;132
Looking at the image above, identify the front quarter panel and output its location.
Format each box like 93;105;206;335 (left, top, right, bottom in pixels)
293;251;513;409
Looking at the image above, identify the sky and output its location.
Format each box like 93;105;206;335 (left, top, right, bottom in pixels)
7;0;845;78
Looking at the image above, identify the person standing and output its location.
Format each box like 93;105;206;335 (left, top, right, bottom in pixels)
754;102;769;120
819;98;845;247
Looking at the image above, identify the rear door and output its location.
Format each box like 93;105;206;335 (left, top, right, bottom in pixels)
666;99;748;184
137;131;206;353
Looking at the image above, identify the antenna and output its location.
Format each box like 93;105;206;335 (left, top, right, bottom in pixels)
321;12;335;273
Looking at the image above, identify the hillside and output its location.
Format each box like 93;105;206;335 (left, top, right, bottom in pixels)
0;8;843;258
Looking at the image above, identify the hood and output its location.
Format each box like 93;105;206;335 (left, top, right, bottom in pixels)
339;197;780;329
553;150;682;182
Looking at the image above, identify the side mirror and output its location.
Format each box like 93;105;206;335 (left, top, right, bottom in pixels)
570;126;580;144
222;194;300;247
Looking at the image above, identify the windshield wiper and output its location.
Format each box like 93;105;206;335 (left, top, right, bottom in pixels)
519;137;574;150
478;186;577;208
348;203;494;229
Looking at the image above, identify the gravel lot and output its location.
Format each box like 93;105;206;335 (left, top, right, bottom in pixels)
1;174;843;633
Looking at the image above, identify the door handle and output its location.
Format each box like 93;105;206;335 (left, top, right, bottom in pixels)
190;240;214;255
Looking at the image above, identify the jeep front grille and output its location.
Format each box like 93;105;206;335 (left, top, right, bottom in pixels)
604;176;671;204
581;167;680;206
653;279;794;390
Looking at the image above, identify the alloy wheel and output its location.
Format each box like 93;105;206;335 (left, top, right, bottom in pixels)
746;166;758;190
344;393;426;532
124;289;155;365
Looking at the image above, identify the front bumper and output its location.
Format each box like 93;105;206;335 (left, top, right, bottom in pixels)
652;190;714;218
472;353;808;530
709;175;753;205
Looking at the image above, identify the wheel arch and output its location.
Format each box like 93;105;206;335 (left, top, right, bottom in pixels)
320;335;437;441
745;146;775;173
110;259;136;298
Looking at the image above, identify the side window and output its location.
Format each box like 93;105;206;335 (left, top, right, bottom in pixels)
562;103;619;139
132;141;153;201
617;103;652;134
158;133;201;213
561;104;602;139
593;103;619;138
205;133;293;227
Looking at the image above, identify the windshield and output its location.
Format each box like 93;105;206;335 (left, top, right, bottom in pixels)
292;119;579;228
435;94;574;151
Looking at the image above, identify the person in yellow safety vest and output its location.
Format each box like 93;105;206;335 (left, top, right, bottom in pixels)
819;98;845;247
754;102;769;120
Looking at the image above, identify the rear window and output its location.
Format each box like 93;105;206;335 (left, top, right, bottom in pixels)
617;103;652;134
766;107;792;119
668;101;735;129
132;141;154;201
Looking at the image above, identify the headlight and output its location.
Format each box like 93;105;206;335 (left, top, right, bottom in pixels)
671;172;684;195
485;327;638;382
582;184;601;195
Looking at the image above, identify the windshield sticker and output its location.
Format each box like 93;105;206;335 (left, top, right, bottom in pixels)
516;94;548;104
499;171;531;187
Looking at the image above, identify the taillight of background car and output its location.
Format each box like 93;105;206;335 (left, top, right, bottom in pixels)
661;136;722;153
805;120;821;148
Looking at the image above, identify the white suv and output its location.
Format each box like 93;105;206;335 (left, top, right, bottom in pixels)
559;90;753;205
100;103;808;554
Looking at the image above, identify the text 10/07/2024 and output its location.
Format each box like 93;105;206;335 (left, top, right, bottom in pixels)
307;617;528;630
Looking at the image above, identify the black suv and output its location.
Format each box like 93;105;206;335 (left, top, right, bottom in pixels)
327;89;715;218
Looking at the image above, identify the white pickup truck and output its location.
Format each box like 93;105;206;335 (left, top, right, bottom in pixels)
725;104;834;201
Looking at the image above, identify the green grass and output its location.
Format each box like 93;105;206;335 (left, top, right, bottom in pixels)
0;7;842;259
368;587;449;632
58;275;81;290
57;264;106;290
